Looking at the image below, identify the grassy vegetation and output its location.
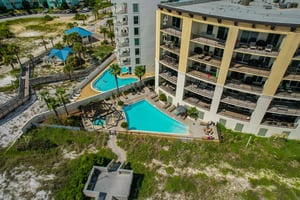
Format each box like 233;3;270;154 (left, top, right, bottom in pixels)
91;44;115;60
0;127;116;199
1;125;300;199
117;125;300;199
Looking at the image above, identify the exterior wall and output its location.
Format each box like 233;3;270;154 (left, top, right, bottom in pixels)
156;7;300;139
0;0;79;10
112;0;160;75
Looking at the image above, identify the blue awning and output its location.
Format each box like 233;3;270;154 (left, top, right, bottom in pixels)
48;46;73;62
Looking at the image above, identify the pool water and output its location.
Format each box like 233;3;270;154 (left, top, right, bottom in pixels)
123;100;188;134
93;68;138;92
93;119;105;126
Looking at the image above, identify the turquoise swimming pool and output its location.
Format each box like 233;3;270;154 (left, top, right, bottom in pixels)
123;100;188;134
93;68;138;92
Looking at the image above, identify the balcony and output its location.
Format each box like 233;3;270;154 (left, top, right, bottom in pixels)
261;113;297;128
117;32;128;37
118;42;129;48
261;120;296;128
235;43;279;57
161;27;182;37
191;33;226;49
230;62;271;77
225;79;263;94
267;105;300;116
160;41;180;55
220;96;257;110
275;90;300;100
183;96;211;110
160;55;178;70
160;84;176;96
189;54;221;68
119;51;130;58
187;69;217;83
160;72;177;85
218;104;251;121
115;21;128;26
184;84;214;99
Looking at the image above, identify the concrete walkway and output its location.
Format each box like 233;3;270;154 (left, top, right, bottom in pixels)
107;135;127;163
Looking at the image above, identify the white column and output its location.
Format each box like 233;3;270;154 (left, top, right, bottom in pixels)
246;95;272;133
175;71;186;105
155;59;160;93
208;85;223;121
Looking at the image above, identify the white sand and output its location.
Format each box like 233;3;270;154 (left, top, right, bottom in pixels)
0;75;16;87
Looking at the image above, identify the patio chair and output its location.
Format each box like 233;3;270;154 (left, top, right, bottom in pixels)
265;44;273;52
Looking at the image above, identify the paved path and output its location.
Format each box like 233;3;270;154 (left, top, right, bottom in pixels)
107;135;127;163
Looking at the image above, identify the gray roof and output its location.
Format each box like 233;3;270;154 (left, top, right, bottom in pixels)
160;0;300;26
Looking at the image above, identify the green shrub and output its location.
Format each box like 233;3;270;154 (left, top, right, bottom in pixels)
187;107;198;119
159;93;167;102
121;122;128;129
118;100;124;107
165;167;175;175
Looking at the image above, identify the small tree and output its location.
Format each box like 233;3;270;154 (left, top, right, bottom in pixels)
109;63;121;95
64;56;76;80
159;93;167;102
99;26;108;41
187;107;198;120
107;31;115;44
121;122;128;129
56;87;69;115
134;65;145;90
106;19;113;32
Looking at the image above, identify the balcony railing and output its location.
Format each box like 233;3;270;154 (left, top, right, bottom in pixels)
284;70;300;81
225;79;263;94
160;85;176;96
275;90;300;99
119;51;130;57
117;32;128;37
261;120;296;129
121;61;130;66
184;84;214;99
230;62;271;77
191;33;226;48
189;54;221;68
160;72;177;85
118;42;129;48
187;70;217;83
115;21;128;26
183;97;211;110
161;27;182;37
235;43;279;57
220;96;257;110
218;108;251;121
267;105;300;116
160;41;180;55
160;55;178;70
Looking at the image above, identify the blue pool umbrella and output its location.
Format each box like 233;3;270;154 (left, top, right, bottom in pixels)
48;46;73;62
65;27;92;37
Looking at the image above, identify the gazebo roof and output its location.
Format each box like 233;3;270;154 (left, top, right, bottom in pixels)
65;27;92;37
48;46;73;62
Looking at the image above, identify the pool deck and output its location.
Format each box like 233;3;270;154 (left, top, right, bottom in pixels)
87;87;219;142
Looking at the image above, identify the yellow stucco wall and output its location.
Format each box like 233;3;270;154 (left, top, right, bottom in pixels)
178;17;192;73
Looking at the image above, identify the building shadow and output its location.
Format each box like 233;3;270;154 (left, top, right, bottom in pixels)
123;162;144;200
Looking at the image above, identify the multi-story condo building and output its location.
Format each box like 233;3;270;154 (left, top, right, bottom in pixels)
155;0;300;139
111;0;161;74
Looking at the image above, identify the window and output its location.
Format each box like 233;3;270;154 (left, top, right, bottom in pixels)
135;58;140;64
135;48;140;55
134;38;140;46
134;27;139;36
133;3;139;12
133;16;139;25
206;25;214;35
172;17;180;29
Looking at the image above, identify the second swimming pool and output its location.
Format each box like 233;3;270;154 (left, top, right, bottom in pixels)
123;100;188;134
92;68;138;92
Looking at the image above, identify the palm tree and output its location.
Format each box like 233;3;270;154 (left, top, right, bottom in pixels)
47;96;62;124
107;30;115;44
56;87;69;115
66;32;82;46
109;63;121;95
134;65;145;90
64;56;76;80
106;19;113;32
40;36;49;51
27;54;34;68
49;36;55;48
40;90;50;108
73;42;84;63
99;26;108;41
92;6;99;20
7;43;22;67
3;54;17;70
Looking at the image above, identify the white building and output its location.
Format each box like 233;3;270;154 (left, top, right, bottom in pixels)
111;0;161;75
